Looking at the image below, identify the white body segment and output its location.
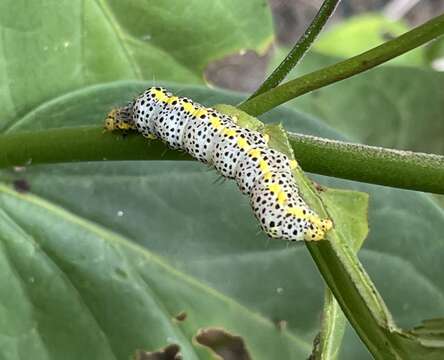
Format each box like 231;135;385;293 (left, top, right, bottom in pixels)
235;146;295;195
182;108;235;163
211;126;267;179
132;87;172;138
152;97;193;149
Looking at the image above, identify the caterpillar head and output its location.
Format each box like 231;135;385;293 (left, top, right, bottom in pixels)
104;103;136;132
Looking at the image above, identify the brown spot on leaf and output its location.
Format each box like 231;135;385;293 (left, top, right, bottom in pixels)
195;327;251;360
134;344;182;360
173;311;187;322
13;179;30;193
313;181;326;192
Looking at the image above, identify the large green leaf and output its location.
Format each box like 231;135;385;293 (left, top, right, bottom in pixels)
0;0;273;132
0;81;368;359
1;83;444;359
0;183;312;360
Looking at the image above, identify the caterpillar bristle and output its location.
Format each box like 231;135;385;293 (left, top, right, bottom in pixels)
106;87;333;242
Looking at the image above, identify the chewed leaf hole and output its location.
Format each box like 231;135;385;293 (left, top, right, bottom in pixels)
195;327;251;360
134;344;182;360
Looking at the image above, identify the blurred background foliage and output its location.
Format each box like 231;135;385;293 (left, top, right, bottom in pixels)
208;0;444;91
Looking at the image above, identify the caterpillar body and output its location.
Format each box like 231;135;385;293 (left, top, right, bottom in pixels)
104;87;332;241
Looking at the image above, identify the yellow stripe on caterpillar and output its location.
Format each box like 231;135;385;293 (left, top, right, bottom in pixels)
287;206;307;218
210;117;222;129
237;137;250;150
277;191;287;205
248;148;262;158
222;128;237;138
263;172;273;181
183;102;197;114
259;159;270;174
152;89;170;103
194;108;209;118
167;96;179;104
268;183;281;195
289;160;298;170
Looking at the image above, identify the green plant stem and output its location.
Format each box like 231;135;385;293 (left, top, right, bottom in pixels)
244;0;340;101
239;13;444;116
0;127;443;194
289;133;444;194
0;127;191;167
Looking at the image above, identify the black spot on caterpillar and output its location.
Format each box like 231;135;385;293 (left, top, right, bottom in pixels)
104;87;332;241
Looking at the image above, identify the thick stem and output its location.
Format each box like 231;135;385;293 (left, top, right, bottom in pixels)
243;0;340;101
289;133;444;194
0;127;443;195
239;13;444;116
0;127;190;167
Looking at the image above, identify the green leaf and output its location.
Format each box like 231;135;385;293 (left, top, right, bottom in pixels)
2;83;444;359
0;0;273;131
0;183;310;360
313;13;425;66
311;188;369;360
312;291;346;360
0;83;367;359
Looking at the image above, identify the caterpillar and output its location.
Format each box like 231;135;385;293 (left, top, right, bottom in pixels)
104;87;332;241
